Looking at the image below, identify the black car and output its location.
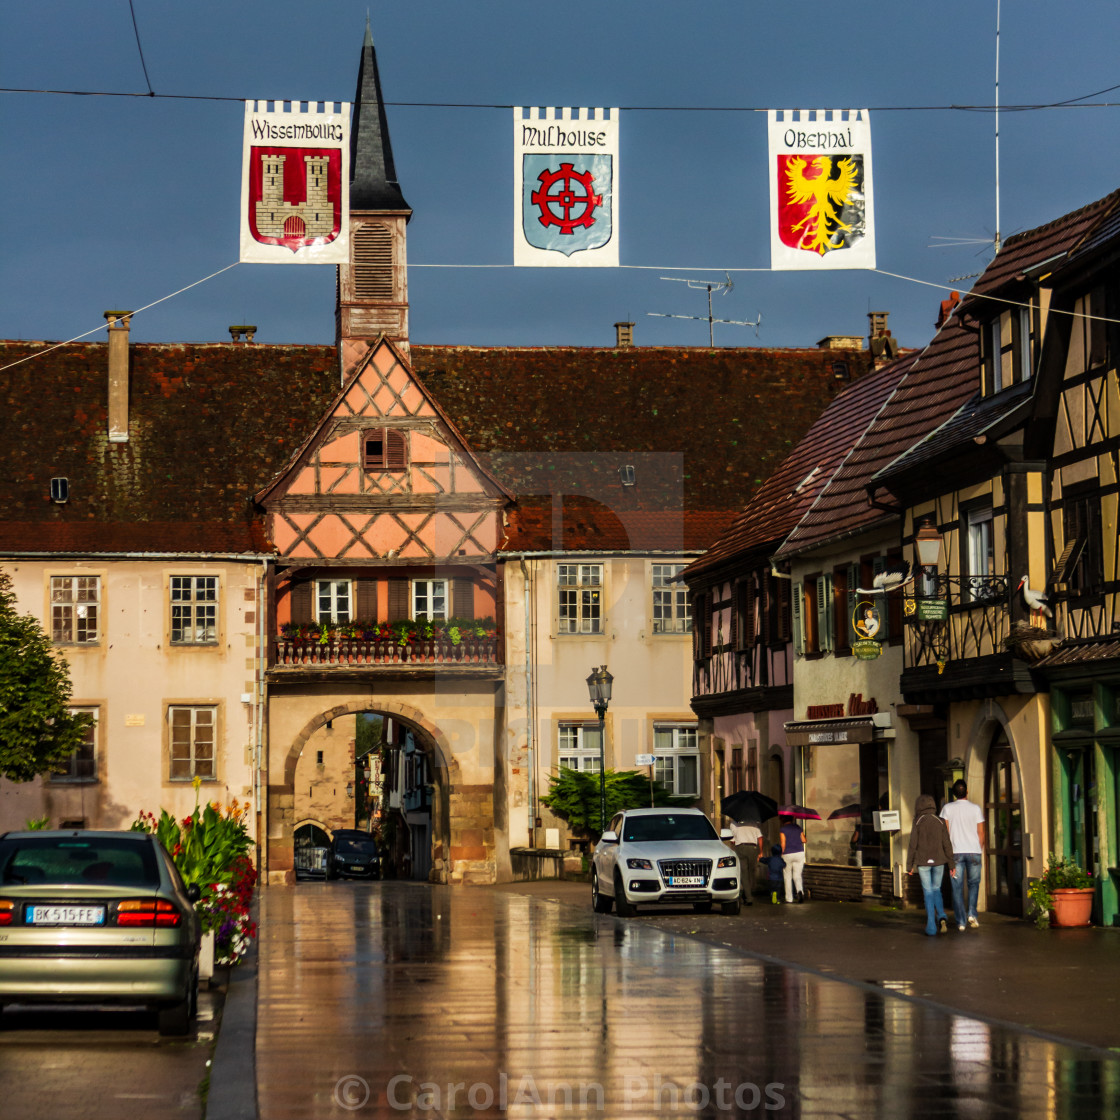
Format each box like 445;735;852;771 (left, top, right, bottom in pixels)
326;830;381;880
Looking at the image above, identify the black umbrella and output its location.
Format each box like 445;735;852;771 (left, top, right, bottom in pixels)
720;790;779;825
827;803;863;821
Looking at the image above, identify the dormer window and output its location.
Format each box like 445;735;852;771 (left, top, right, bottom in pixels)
363;428;407;472
983;302;1035;395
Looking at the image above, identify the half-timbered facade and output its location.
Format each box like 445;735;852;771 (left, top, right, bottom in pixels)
877;188;1120;923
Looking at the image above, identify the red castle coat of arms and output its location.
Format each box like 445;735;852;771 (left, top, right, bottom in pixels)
248;146;343;253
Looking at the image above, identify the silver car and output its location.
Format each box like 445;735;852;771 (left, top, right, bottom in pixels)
591;807;741;916
0;830;201;1035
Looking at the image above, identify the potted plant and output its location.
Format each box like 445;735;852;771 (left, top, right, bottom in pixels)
1026;853;1094;928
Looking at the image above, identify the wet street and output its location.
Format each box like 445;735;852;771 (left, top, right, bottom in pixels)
257;883;1118;1119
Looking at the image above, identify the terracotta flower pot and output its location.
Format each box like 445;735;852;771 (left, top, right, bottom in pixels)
1048;887;1094;928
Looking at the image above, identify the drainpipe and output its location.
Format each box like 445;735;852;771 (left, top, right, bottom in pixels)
520;558;535;846
255;559;268;876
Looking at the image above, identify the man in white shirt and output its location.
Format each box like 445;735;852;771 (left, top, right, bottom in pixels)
940;780;986;931
728;820;764;905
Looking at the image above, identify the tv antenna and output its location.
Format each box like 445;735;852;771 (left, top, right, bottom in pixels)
648;274;761;346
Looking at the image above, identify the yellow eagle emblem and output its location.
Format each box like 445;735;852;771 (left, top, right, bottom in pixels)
783;155;859;255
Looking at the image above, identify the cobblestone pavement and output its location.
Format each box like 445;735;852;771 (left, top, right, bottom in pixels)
253;883;1120;1119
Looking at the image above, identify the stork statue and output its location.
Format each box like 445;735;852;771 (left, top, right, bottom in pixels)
856;560;912;596
1018;574;1053;623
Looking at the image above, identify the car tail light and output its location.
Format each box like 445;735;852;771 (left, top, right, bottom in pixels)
0;900;12;926
117;899;182;928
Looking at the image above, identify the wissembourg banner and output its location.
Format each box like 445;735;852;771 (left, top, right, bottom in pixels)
768;109;875;271
240;101;351;265
514;107;620;267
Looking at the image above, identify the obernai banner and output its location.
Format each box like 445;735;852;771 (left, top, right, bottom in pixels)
767;109;875;271
514;107;619;267
240;101;350;265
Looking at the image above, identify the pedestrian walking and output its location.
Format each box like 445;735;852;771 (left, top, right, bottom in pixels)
907;794;956;936
779;816;806;903
940;779;986;930
761;844;786;904
728;819;763;905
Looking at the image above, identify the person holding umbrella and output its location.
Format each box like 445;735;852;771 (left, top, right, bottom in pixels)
779;812;808;903
720;790;778;907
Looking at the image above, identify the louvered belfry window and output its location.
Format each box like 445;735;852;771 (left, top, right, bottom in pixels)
353;222;393;299
363;428;407;472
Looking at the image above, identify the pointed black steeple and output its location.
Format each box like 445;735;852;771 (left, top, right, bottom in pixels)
350;21;410;213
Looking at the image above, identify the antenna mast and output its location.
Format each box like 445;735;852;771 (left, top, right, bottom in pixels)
994;0;1001;254
648;275;761;346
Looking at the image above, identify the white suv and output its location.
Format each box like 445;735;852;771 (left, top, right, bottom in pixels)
591;807;741;916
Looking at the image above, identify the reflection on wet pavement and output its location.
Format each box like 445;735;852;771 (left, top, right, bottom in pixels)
256;883;1119;1118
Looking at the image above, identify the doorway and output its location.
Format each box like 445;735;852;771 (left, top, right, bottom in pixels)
984;737;1024;915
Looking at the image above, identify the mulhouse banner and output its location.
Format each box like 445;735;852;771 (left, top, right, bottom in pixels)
768;109;875;271
514;107;619;266
240;101;350;264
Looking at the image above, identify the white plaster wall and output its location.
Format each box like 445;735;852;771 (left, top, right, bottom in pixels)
0;558;263;837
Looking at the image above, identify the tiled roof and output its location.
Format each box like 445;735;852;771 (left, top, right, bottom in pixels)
411;345;872;551
685;358;909;581
1035;638;1120;668
965;188;1120;308
0;338;866;558
0;341;339;555
775;318;978;558
873;378;1032;484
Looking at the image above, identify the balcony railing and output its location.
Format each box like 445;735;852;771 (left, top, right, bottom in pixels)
273;633;501;668
904;575;1011;670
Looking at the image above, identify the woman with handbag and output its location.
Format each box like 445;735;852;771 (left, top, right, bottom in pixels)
906;794;956;936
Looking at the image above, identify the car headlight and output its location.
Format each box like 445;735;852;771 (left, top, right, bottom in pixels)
717;855;737;868
626;858;653;870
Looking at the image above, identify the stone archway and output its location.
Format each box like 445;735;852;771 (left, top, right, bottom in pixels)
269;699;488;885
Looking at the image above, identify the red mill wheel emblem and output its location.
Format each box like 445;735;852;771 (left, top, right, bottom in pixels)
530;163;603;234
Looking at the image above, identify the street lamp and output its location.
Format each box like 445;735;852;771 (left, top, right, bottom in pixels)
585;665;613;831
914;518;944;570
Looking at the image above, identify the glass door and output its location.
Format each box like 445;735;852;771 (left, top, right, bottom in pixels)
985;742;1024;914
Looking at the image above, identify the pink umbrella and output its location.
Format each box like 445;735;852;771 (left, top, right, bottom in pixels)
778;804;822;821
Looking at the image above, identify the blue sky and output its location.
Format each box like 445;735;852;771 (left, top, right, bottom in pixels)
2;1;1119;353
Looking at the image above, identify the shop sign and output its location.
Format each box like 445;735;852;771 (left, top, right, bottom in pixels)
852;600;882;659
915;597;948;621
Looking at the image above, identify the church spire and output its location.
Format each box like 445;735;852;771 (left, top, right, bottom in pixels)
349;20;410;213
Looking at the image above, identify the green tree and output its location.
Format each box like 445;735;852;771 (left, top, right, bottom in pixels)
541;767;676;835
0;569;92;781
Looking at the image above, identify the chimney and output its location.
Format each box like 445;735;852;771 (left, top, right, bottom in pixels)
937;291;960;330
868;310;900;364
229;324;258;343
104;311;132;443
614;321;634;348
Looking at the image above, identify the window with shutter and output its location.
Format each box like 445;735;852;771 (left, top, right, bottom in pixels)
816;573;834;651
387;579;409;621
363;428;407;473
289;580;313;624
355;579;378;622
791;583;804;656
774;574;793;644
729;585;739;649
742;579;756;649
353;222;393;299
452;577;474;618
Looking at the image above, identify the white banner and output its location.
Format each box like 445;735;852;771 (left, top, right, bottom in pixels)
768;109;875;271
240;101;350;265
514;107;619;267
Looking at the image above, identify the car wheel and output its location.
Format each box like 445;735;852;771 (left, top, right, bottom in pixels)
693;901;713;914
721;899;742;916
592;870;613;914
157;969;197;1037
613;872;635;917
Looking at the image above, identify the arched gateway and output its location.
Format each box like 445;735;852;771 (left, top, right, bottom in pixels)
265;692;502;886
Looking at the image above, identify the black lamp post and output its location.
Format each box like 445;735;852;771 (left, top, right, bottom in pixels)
585;665;613;831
